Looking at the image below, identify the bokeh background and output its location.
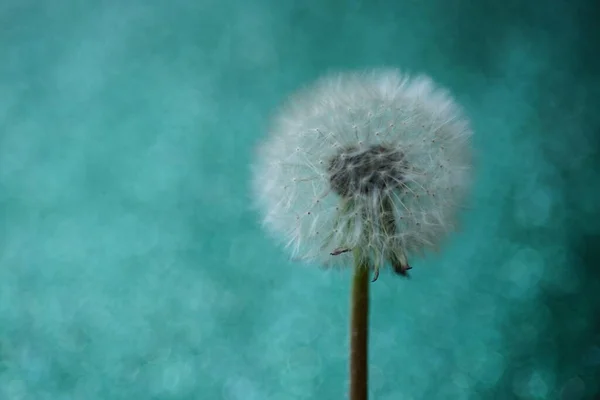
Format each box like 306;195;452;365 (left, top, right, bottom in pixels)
1;0;599;398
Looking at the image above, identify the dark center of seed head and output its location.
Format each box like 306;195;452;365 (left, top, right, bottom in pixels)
327;144;408;197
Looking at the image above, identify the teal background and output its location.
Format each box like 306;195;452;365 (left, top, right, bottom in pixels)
1;0;599;399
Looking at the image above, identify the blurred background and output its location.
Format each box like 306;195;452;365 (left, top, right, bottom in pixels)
1;0;599;398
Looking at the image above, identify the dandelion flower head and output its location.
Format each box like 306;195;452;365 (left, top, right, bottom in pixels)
253;69;473;271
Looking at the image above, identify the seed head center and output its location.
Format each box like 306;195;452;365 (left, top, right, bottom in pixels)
327;144;408;197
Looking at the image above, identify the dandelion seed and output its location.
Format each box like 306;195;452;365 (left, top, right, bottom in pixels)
252;68;473;276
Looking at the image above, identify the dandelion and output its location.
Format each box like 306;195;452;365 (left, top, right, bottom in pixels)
253;69;472;275
252;69;473;400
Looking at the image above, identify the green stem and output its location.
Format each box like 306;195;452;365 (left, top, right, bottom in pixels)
350;248;370;400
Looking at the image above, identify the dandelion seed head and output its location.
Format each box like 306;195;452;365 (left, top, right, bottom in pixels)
252;69;473;269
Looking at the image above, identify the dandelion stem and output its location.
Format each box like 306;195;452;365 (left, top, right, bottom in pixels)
350;248;370;400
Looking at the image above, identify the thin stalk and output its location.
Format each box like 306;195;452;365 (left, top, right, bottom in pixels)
350;248;370;400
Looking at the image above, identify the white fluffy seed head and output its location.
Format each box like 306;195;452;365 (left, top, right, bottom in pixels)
252;69;473;270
